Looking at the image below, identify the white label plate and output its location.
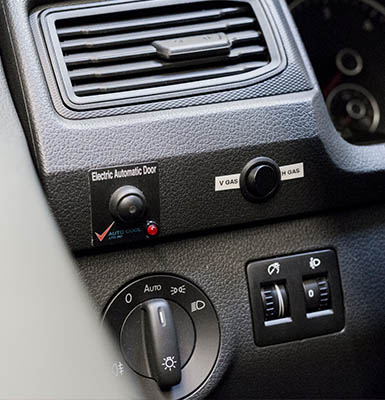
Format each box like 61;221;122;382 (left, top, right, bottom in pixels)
279;162;304;181
215;174;241;191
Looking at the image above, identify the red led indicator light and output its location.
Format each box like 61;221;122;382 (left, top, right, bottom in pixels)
146;223;159;237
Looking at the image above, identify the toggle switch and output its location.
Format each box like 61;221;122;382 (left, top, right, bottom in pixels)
240;157;281;202
109;185;147;224
303;277;330;313
260;283;289;321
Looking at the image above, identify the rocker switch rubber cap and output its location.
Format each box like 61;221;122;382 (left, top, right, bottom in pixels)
240;157;281;202
109;185;146;224
247;164;278;198
142;299;182;390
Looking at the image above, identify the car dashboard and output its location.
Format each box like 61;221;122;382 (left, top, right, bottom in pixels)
0;0;385;399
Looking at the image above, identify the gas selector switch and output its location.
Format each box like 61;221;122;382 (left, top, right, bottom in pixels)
109;185;146;224
303;277;330;313
240;157;281;202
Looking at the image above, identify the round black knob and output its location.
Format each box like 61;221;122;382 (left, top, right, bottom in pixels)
247;164;278;197
109;186;146;224
240;157;280;202
102;274;220;400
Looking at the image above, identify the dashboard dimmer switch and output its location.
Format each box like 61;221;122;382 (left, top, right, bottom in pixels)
247;249;344;346
303;277;330;313
261;283;289;321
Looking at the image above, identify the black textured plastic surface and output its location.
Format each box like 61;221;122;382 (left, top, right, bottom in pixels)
78;203;385;398
2;1;385;398
37;88;385;251
0;0;320;250
3;0;385;255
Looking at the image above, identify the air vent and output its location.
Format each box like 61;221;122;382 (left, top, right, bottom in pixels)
36;0;284;110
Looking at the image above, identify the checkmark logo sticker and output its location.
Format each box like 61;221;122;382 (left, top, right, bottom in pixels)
95;221;115;242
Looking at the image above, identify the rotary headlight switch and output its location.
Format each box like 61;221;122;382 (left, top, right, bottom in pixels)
103;275;220;399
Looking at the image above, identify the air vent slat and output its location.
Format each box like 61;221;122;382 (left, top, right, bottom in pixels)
227;30;262;43
64;30;262;67
69;45;267;81
40;0;279;108
73;60;266;96
60;17;256;51
57;7;245;38
64;45;157;66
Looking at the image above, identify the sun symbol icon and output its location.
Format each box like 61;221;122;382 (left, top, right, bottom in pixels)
162;355;177;371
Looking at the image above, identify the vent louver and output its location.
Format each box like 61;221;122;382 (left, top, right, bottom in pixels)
37;0;283;110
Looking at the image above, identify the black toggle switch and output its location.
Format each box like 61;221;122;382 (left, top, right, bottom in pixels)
109;185;146;224
247;164;278;198
303;277;330;313
142;299;182;389
240;157;281;202
260;283;289;321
